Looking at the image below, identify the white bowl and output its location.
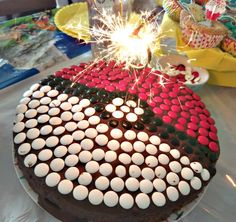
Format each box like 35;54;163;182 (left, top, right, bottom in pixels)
157;54;209;91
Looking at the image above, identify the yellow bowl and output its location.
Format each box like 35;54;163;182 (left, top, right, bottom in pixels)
54;2;90;42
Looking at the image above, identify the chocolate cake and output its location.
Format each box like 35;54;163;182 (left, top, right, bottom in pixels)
13;60;219;222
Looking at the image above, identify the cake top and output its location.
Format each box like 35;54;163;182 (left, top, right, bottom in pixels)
14;60;219;210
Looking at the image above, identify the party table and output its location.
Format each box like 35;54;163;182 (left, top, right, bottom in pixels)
1;5;236;222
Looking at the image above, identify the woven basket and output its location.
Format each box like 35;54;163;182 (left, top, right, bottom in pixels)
180;10;227;48
221;35;236;57
162;0;183;22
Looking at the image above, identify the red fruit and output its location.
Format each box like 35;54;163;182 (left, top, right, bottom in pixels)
192;71;199;78
176;64;186;71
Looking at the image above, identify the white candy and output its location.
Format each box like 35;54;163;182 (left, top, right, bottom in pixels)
27;128;40;140
50;158;65;172
99;163;113;176
53;126;65;135
96;124;109;133
46;136;59;147
124;130;136;140
126;100;136;108
58;179;73;195
72;105;83;113
54;146;67;158
45;172;60;187
145;156;158;167
65;167;80;180
178;181;190;195
111;177;125;192
112;98;124;106
115;165;126;178
14;132;26;144
40;97;51;105
104;191;119;207
34;163;49;177
121;141;133;152
38;114;50;123
40;85;51;93
13;122;25;133
155;166;167;179
29;84;39;92
85;128;98;139
68;143;81;154
33;91;44;98
149;135;161;145
152;192;166;207
78;172;92;185
158;154;170;165
32;138;45;150
129;165;141;178
23;90;33;97
190;162;203;173
77;120;89;129
190;177;202;190
49;117;62;125
112;110;124;119
48;108;60;116
85;161;99;173
81;138;94;150
37;105;49;114
201;169;210;181
126;113;138;122
133;141;146;152
84;107;96;116
140;179;153;193
146;144;158;155
105;151;117;162
153;178;166;192
60;102;72;111
15;113;24;123
125;178;139;192
24;154;37;167
68;96;79;105
18;143;31;155
50;100;61;108
166;186;179;202
180;156;190;165
135;193;150;209
65;122;77;132
61;111;73;121
106;104;116;112
107;140;120;151
60;134;73;145
25;109;37;119
120;105;130;113
137;132;149;142
79;99;90;108
40;125;53;135
119;153;131;165
25;119;37;128
134;107;144;115
28;100;40;108
92;149;105;161
57;94;68;102
16;104;28;114
20;97;30;105
73;185;88;200
95;134;108;146
166;172;179;186
88;189;103;205
95;176;110;190
65;154;79;167
88;116;100;125
119;193;134;209
181;167;194;180
169;161;182;173
72;130;85;141
79;151;92;163
170;149;180;159
159;143;171;152
131;153;144;165
38;149;53;161
142;168;155;180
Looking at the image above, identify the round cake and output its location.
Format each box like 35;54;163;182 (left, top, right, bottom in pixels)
13;60;220;222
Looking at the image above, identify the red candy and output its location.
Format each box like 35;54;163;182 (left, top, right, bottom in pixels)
199;128;209;137
188;122;198;131
139;93;148;100
187;129;196;138
198;136;209;145
163;115;172;124
160;104;169;111
209;132;218;141
171;105;181;112
178;117;187;125
190;116;199;123
200;121;210;129
168;111;177;119
209;142;219;152
175;123;185;131
153;107;163;115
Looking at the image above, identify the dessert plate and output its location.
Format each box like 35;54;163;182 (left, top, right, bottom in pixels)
13;146;207;222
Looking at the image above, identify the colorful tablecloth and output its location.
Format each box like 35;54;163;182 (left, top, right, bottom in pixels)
0;8;91;89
